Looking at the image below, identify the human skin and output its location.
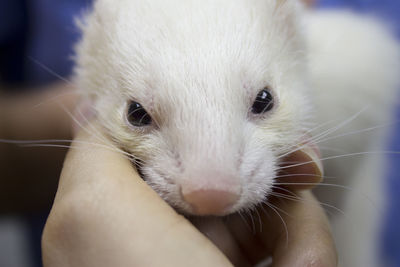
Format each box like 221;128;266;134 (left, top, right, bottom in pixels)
42;127;337;267
2;0;344;264
0;78;336;266
0;84;336;265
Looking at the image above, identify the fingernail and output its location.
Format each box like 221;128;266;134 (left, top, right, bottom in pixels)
300;142;324;179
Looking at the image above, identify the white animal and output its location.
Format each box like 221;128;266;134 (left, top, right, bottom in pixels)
74;0;400;266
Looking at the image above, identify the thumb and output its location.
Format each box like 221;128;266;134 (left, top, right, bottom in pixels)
277;142;323;191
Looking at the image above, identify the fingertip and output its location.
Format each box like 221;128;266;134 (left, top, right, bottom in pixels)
278;143;323;190
271;192;337;267
274;240;338;267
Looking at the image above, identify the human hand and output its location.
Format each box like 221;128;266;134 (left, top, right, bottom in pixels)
0;83;77;212
42;126;336;267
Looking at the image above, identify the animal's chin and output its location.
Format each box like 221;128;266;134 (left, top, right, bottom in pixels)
178;202;240;217
159;187;245;217
174;203;241;217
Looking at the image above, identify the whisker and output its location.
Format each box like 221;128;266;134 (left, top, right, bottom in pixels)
269;191;346;216
308;107;368;145
274;182;353;190
264;200;291;218
274;173;337;179
276;107;368;160
313;120;399;146
58;103;109;145
74;106;117;148
237;211;253;233
270;186;300;198
252;207;263;233
304;118;342;136
22;143;135;165
318;146;348;154
273;182;380;215
0;138;136;161
128;107;145;117
0;139;72;144
269;188;375;249
139;112;150;125
32;90;82;109
262;202;289;248
279;151;400;171
28;56;75;86
22;144;74;149
76;122;137;163
247;208;256;234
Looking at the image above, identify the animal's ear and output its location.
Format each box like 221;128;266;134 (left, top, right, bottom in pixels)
273;0;302;39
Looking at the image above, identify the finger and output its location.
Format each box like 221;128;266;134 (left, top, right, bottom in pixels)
225;215;271;265
42;126;232;267
278;142;323;191
225;192;337;267
191;217;252;267
269;192;337;267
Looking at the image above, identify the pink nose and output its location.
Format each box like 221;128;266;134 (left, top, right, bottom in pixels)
181;188;240;215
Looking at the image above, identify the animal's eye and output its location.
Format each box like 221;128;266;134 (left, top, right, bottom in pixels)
127;101;152;127
251;88;274;114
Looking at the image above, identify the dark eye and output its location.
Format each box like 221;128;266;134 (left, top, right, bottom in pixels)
251;88;274;114
127;101;152;127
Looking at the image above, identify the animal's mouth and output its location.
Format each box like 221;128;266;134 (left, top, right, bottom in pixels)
131;145;323;216
131;158;243;216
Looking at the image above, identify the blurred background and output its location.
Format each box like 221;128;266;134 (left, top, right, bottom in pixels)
0;0;399;266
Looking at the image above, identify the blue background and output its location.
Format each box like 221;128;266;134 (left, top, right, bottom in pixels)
315;1;400;266
0;0;399;266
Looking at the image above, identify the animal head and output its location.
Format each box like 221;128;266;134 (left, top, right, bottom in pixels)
75;0;313;215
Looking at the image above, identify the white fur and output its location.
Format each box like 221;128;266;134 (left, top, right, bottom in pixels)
306;11;400;267
75;0;311;214
75;1;400;265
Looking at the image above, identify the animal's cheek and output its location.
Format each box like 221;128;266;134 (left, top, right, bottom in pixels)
234;147;278;211
235;161;278;211
139;142;279;216
140;165;189;211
